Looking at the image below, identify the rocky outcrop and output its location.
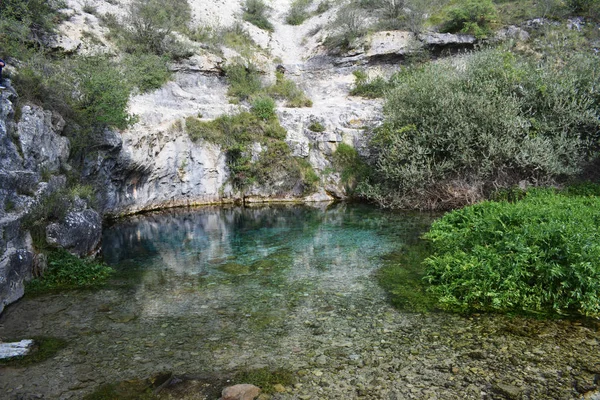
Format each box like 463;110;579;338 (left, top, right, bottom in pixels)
0;85;75;313
46;206;102;257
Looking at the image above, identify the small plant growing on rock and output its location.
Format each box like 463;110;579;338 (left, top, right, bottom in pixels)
243;0;274;31
308;121;325;132
286;0;313;25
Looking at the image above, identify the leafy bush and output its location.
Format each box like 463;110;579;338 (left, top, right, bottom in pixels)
323;7;367;52
441;0;497;38
224;62;263;101
123;53;172;93
251;96;277;121
359;49;600;209
332;143;370;190
27;250;114;293
423;191;600;317
124;0;191;56
243;0;274;31
286;0;313;25
73;56;134;131
0;0;63;53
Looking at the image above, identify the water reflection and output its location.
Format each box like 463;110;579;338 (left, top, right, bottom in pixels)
102;203;432;319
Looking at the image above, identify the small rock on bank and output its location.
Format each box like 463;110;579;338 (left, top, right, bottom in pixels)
221;384;261;400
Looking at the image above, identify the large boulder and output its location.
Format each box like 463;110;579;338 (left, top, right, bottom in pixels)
46;207;102;257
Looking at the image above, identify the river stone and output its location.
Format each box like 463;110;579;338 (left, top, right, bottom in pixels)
494;382;523;399
46;208;102;256
220;384;261;400
0;339;35;359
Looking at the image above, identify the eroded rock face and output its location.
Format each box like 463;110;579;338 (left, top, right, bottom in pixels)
17;105;69;174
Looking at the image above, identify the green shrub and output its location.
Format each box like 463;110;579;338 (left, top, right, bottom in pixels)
233;368;295;394
286;0;313;25
224;62;263;101
251;96;277;121
308;121;325;132
243;0;274;31
359;49;600;209
332;143;370;190
316;1;332;14
441;0;497;38
122;53;172;93
267;72;313;107
125;0;191;55
350;70;389;98
423;191;600;317
73;56;133;130
323;7;367;52
27;250;114;293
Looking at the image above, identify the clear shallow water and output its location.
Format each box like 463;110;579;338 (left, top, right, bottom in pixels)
1;204;599;400
101;203;431;321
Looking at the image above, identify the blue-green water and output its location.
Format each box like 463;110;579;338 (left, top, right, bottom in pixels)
101;203;432;320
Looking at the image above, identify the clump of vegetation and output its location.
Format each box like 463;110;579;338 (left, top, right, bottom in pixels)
267;72;313;107
233;367;295;393
243;0;274;31
124;0;192;57
307;121;325;132
286;0;313;25
423;189;600;317
224;62;263;101
359;49;600;210
122;53;172;93
0;337;68;367
26;250;114;294
331;143;370;191
251;95;277;121
350;70;389;98
323;6;367;52
441;0;498;38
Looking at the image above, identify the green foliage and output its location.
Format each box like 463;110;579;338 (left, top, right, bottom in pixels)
323;7;367;52
0;0;63;54
332;143;370;190
243;0;274;31
125;0;191;56
0;337;67;367
350;70;389;98
26;250;114;294
251;96;277;121
308;121;325;132
316;1;332;13
286;0;313;25
423;191;600;317
267;72;313;107
224;62;263;101
73;56;134;130
233;368;295;393
122;53;172;93
360;49;600;209
442;0;498;38
563;182;600;197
